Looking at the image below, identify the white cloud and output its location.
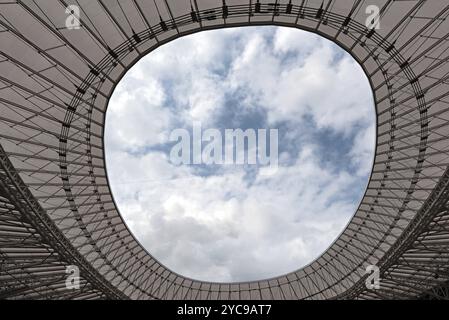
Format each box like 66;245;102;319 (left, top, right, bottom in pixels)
227;28;374;134
104;26;375;282
274;26;321;54
106;77;170;151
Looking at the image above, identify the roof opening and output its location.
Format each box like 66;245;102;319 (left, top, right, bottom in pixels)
105;26;375;282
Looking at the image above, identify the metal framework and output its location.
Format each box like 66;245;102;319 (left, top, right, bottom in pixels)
0;0;449;300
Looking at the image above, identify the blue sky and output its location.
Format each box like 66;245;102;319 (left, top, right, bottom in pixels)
104;26;375;282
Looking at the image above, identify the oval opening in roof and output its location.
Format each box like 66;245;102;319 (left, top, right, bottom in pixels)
104;26;375;282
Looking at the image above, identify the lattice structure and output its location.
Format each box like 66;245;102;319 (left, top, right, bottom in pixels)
0;0;449;299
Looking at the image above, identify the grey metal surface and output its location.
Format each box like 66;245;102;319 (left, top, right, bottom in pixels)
0;0;449;299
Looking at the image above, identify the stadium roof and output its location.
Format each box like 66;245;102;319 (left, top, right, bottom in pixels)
1;0;449;299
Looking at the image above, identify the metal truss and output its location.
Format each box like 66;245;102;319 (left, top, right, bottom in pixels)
0;144;126;299
418;280;449;300
0;0;449;299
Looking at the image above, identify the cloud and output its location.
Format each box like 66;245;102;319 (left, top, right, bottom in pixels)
104;26;375;282
106;76;169;151
226;27;374;134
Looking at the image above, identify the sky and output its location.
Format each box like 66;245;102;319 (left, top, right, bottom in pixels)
104;26;375;283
